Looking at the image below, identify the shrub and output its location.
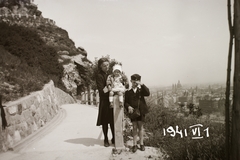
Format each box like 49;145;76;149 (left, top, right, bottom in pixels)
0;46;47;103
144;99;225;160
0;22;66;102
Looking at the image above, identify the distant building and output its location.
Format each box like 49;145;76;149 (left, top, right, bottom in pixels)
195;86;198;93
177;80;182;89
172;80;182;93
178;96;188;103
199;99;218;114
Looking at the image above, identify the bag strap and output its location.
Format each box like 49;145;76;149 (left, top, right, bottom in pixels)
137;99;140;109
137;88;141;109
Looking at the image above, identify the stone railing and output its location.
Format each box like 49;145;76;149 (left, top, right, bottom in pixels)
0;80;75;152
80;90;100;107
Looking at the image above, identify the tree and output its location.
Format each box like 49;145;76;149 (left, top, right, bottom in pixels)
90;55;123;90
227;0;240;159
231;0;240;159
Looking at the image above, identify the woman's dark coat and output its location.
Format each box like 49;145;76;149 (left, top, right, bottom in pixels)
96;70;114;126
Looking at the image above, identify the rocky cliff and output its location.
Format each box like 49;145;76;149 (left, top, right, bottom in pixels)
0;0;92;103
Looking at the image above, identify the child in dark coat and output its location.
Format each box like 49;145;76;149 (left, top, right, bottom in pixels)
124;74;150;153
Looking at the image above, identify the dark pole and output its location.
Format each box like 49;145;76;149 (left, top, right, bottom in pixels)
225;0;234;159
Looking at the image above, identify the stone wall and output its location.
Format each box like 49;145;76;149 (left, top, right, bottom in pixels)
0;80;75;152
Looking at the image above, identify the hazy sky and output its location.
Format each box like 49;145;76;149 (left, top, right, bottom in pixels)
35;0;230;87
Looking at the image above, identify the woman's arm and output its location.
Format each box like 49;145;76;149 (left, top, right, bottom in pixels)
96;73;107;97
106;75;111;86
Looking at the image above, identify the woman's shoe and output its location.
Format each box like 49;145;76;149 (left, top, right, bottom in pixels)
111;138;115;144
140;145;145;151
104;140;110;147
132;145;138;153
109;102;114;108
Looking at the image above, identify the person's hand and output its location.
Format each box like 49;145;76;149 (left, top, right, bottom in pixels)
103;86;108;93
108;85;112;91
128;106;134;114
136;80;142;86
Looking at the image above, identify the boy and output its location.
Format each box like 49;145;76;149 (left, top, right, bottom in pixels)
124;74;150;153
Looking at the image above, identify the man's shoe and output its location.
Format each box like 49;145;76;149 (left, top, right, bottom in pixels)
132;145;138;153
104;140;110;147
140;145;145;151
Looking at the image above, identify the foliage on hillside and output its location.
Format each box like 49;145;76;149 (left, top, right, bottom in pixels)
0;22;65;103
143;100;225;159
0;46;46;103
36;25;82;56
75;62;93;92
89;55;125;90
0;0;30;8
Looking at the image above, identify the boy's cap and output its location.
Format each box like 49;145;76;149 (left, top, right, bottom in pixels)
131;74;141;81
113;64;122;73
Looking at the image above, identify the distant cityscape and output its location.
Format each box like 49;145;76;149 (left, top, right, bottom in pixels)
149;80;230;116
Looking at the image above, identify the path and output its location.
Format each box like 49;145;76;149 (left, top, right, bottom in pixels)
0;104;164;160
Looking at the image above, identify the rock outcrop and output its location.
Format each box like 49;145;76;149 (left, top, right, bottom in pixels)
0;0;41;17
0;0;92;100
58;50;90;96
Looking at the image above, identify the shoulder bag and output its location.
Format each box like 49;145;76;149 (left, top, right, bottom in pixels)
128;93;141;119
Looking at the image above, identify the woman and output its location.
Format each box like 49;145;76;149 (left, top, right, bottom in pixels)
96;58;114;147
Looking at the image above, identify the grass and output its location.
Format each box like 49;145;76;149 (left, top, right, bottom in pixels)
143;99;225;160
123;97;225;159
